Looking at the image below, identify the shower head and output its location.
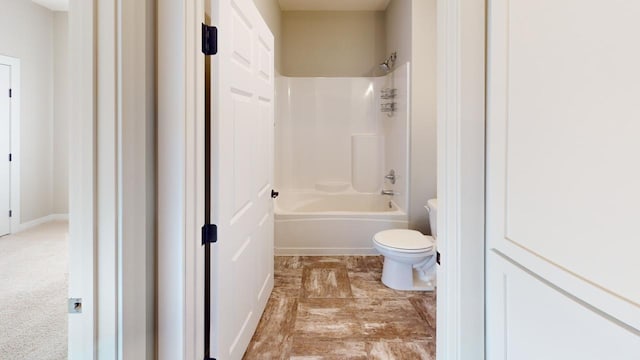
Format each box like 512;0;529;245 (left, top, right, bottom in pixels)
379;62;391;73
379;52;397;74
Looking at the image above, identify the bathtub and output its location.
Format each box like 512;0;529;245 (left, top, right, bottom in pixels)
274;192;408;255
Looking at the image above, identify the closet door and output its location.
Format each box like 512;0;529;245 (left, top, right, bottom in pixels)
486;1;640;358
0;64;11;236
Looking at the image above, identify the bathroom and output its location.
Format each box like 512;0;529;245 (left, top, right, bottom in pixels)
245;0;438;357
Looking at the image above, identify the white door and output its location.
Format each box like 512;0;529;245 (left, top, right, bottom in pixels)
0;64;10;236
486;1;640;358
208;0;275;358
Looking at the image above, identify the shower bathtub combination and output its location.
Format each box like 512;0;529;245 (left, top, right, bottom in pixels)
275;192;408;255
274;64;411;255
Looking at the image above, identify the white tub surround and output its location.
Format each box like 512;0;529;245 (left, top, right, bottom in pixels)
275;192;408;255
352;134;384;193
274;66;411;256
275;69;409;209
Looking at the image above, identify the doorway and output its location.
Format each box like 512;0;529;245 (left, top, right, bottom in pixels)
0;4;71;357
0;55;20;238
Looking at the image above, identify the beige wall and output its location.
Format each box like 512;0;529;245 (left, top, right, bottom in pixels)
386;0;437;233
385;0;412;65
53;12;69;214
252;0;282;73
0;0;70;222
0;0;54;223
282;11;387;77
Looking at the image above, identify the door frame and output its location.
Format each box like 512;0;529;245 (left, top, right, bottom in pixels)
157;0;489;358
0;55;20;234
69;0;156;358
157;0;205;358
435;0;486;359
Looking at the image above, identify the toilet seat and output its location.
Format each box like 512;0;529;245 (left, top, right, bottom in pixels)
373;229;434;253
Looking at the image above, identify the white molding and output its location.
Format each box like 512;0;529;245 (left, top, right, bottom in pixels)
50;213;69;221
117;0;156;358
275;247;379;256
68;0;96;358
14;213;68;233
95;0;118;357
157;0;204;358
436;0;486;359
0;55;21;235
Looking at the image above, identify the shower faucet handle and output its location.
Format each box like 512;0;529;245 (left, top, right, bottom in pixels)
384;169;396;184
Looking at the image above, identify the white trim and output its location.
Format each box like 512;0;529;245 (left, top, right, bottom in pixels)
436;0;486;359
275;248;379;256
0;55;21;234
68;0;96;357
14;213;69;233
95;0;118;357
118;0;156;358
157;0;205;358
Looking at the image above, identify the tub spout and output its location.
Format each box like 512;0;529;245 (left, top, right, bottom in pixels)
381;189;395;196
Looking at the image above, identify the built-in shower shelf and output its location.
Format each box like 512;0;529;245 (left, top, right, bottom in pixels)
315;181;351;193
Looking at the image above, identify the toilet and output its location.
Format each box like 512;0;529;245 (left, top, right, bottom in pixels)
373;199;438;291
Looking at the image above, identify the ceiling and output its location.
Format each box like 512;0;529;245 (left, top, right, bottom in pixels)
278;0;391;11
31;0;68;11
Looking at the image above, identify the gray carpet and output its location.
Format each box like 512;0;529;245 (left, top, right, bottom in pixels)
0;221;68;360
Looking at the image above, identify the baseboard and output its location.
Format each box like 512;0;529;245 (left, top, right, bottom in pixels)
16;213;70;233
275;247;379;256
49;213;69;221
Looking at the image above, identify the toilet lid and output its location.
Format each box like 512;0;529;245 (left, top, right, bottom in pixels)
373;229;434;251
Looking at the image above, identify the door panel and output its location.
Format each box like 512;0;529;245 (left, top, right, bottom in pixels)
0;64;10;236
208;0;274;358
486;0;640;357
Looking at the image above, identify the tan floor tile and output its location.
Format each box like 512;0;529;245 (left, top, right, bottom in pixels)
294;299;362;339
290;339;368;359
366;340;436;360
243;297;297;359
245;256;437;360
408;294;437;330
301;263;352;299
349;271;404;299
272;269;303;298
356;299;432;341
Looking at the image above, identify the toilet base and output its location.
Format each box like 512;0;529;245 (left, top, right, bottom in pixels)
381;257;436;291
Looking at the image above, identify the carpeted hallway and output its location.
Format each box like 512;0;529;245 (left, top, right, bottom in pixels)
0;221;68;360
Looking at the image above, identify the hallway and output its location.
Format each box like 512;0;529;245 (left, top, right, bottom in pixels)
0;221;68;359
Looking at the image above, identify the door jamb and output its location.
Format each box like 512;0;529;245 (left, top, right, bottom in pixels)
157;0;205;358
157;0;489;358
67;0;97;357
0;55;21;234
436;0;486;359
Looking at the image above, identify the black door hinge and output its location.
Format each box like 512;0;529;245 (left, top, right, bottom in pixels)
202;23;218;56
202;224;218;245
9;89;12;98
436;251;441;265
8;153;11;162
271;189;279;199
9;210;12;218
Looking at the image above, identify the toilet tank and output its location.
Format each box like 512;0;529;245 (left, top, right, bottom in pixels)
426;199;438;237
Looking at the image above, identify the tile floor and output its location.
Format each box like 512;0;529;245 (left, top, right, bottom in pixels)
244;256;436;359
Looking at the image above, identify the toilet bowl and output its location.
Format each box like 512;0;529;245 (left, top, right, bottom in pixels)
372;198;438;291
